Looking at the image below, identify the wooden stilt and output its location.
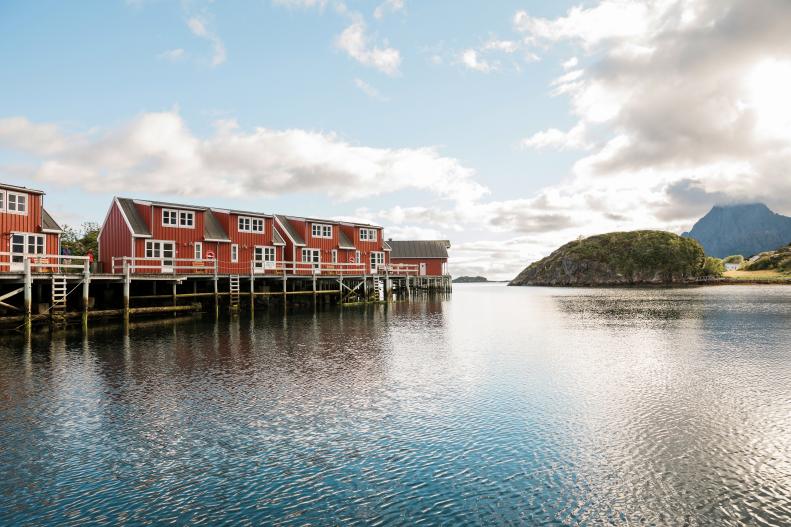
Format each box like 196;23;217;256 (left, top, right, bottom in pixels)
82;260;91;331
23;258;32;331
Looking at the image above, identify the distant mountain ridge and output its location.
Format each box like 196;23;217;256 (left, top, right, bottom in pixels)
682;204;791;258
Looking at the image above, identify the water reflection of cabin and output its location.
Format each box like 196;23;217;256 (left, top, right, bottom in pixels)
0;183;63;272
98;197;392;276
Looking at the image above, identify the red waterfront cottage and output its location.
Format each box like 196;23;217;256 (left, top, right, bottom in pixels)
388;240;450;276
98;197;286;274
0;182;63;272
274;214;389;274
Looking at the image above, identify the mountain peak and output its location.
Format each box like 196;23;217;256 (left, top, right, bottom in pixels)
683;203;791;258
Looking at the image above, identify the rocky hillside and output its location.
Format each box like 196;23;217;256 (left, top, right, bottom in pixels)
509;231;706;286
744;244;791;273
683;203;791;258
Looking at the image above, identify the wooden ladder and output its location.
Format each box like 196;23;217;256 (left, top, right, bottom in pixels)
229;275;241;309
51;275;68;321
372;278;383;301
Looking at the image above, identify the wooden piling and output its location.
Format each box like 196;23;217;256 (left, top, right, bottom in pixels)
23;258;32;331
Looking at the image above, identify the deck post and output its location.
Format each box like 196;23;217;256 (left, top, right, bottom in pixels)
312;275;317;304
384;269;392;302
213;259;219;318
122;260;131;323
82;259;91;330
23;257;32;330
405;275;411;298
172;281;177;307
249;268;255;315
363;274;368;301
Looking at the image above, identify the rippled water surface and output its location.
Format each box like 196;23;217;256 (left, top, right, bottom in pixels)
2;284;791;525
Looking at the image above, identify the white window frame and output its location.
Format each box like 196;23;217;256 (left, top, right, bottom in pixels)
231;244;239;263
179;210;194;228
0;190;4;212
238;216;264;233
370;251;385;273
311;223;333;238
144;240;176;272
162;208;194;228
254;246;276;271
194;242;203;260
162;209;178;227
359;228;377;242
355;250;361;264
6;192;28;215
331;249;338;263
9;232;45;266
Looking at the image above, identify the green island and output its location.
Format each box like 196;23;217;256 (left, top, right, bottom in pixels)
452;276;489;283
509;231;791;287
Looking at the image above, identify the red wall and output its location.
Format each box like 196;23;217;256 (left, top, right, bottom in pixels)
0;191;59;257
98;201;132;272
211;211;283;274
391;257;446;276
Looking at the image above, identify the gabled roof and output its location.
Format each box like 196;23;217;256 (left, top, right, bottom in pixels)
275;215;305;246
272;227;286;246
204;210;230;242
339;230;355;250
382;240;392;252
117;198;152;237
0;182;45;195
41;208;62;233
389;240;450;259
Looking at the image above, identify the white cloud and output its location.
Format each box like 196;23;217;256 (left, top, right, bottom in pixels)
373;0;404;20
354;78;389;101
187;17;226;67
336;19;401;75
0;112;487;204
521;122;590;151
157;48;186;62
271;0;328;8
460;49;493;73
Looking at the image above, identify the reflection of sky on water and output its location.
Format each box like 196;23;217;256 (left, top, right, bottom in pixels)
1;285;789;525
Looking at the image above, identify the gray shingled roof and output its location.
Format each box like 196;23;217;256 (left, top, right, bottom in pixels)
41;208;62;232
203;210;230;242
117;198;152;237
275;215;305;245
339;230;355;249
382;240;392;251
389;240;450;259
273;227;286;246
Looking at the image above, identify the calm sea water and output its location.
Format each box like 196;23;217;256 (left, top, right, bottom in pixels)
1;284;790;526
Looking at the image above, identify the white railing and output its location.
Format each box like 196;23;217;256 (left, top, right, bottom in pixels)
109;256;422;277
0;252;90;274
112;256;218;275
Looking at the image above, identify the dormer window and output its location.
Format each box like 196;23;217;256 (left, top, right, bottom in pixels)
360;228;377;242
162;208;194;228
238;216;264;232
4;191;27;215
312;223;332;238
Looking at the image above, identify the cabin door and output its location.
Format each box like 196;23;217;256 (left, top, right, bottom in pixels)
419;262;427;276
302;249;321;274
254;246;276;273
145;241;175;273
9;233;44;272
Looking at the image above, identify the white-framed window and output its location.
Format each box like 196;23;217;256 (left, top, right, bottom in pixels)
0;190;4;211
302;248;321;263
231;244;239;263
370;251;385;271
238;216;264;232
331;249;338;263
10;233;44;263
179;210;194;228
6;192;28;215
162;209;178;226
162;209;194;228
355;250;361;263
254;246;276;270
194;242;203;260
311;223;332;238
359;228;377;242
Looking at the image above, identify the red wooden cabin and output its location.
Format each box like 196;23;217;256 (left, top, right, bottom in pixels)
98;197;286;274
0;182;62;272
388;240;450;276
274;215;389;275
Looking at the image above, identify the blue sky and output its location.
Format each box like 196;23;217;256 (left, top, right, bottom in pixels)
2;0;790;278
